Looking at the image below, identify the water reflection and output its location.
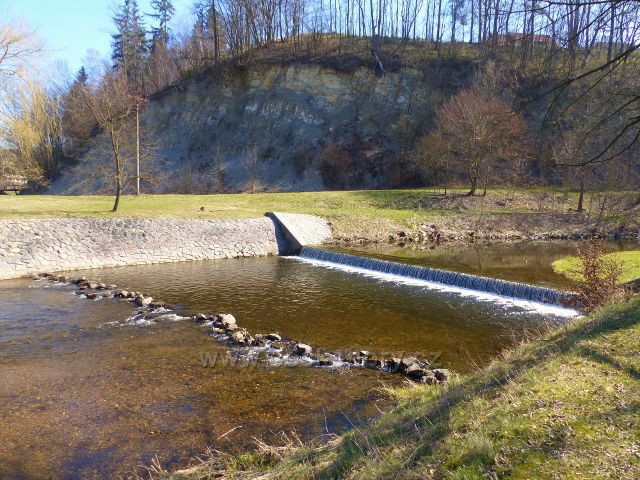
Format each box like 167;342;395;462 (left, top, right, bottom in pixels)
0;251;574;479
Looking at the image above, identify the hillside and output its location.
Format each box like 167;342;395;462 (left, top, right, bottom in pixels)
50;53;476;195
155;297;640;480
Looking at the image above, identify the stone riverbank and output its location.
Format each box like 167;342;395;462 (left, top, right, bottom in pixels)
0;214;331;280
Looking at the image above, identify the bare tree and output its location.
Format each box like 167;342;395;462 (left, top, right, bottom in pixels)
434;88;531;195
0;21;42;83
82;71;138;211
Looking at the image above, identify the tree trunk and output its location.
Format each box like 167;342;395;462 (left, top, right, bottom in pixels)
111;134;122;212
212;0;220;61
113;173;122;212
436;0;442;51
135;104;140;196
577;167;585;213
467;178;477;196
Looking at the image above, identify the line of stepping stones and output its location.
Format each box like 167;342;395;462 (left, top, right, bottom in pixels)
35;273;449;385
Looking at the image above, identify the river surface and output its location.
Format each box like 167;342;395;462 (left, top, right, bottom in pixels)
333;240;639;288
0;243;601;479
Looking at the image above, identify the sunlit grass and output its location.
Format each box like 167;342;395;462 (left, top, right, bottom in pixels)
0;187;590;240
553;251;640;283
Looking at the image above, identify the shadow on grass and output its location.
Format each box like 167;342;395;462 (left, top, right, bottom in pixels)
302;298;640;478
578;346;640;380
350;189;470;213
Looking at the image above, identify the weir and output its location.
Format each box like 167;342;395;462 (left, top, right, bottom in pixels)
298;247;575;307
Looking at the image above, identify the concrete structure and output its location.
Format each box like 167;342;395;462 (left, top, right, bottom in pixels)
266;212;333;253
0;213;331;280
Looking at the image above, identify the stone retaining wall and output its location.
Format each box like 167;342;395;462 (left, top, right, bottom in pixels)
0;215;330;280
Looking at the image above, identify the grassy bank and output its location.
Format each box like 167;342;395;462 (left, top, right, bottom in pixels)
157;297;640;479
553;251;640;283
0;188;632;241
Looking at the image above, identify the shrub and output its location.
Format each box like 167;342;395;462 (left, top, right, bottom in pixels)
569;240;629;312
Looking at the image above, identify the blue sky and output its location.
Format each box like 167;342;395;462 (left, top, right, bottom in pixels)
2;0;194;75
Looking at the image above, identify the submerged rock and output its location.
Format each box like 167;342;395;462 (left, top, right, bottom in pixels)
266;333;282;341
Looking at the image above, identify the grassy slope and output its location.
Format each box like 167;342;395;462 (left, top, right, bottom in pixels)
0;188;596;239
163;298;640;480
553;251;640;283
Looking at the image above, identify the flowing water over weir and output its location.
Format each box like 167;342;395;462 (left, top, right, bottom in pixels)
298;247;575;307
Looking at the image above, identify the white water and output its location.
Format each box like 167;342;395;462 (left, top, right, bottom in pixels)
292;256;580;319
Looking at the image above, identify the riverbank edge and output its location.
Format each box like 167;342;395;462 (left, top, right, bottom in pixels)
0;214;331;280
156;296;640;479
329;214;640;247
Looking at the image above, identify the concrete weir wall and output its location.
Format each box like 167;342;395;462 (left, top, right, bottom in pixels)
0;213;331;280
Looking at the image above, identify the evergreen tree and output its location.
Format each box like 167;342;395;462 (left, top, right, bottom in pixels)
149;0;175;46
111;0;148;93
62;66;93;155
75;66;88;85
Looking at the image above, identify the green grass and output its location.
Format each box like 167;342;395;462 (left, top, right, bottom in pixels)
0;188;591;240
157;297;640;479
553;251;640;283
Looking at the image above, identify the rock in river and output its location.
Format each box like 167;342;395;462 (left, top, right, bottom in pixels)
364;358;382;370
419;373;437;385
434;369;450;382
405;364;431;380
400;357;418;373
385;358;402;373
294;343;312;356
215;313;236;328
135;296;153;307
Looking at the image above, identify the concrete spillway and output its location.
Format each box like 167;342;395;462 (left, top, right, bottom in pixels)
298;247;575;307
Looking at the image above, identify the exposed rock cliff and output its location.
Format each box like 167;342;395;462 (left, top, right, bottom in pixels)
51;61;473;193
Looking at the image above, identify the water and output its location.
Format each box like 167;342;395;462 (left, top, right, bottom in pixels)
331;240;639;288
0;251;580;479
298;247;573;306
